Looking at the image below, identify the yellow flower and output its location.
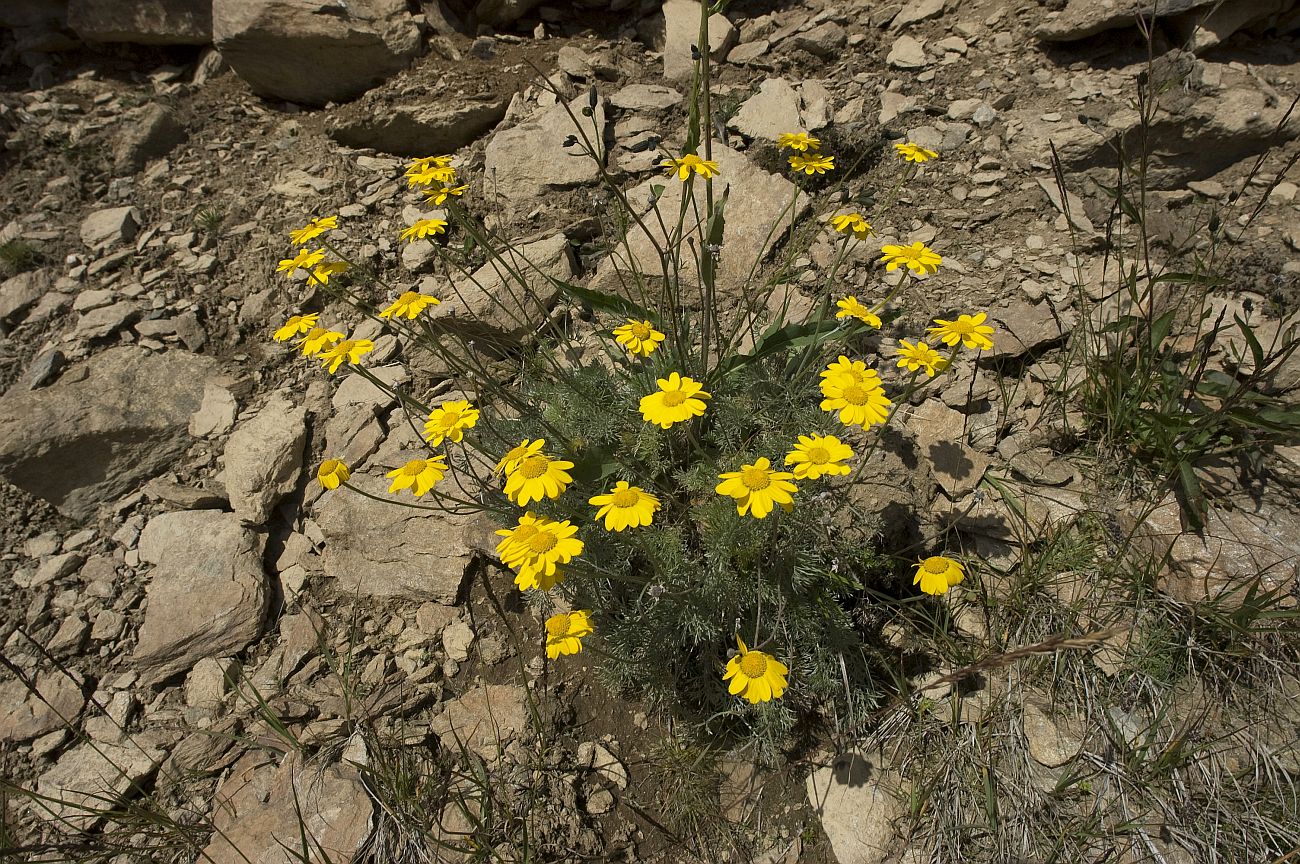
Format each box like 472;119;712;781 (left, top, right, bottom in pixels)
661;153;721;181
640;373;710;429
589;481;660;532
913;555;965;595
317;459;350;490
820;378;891;428
723;636;788;703
495;439;542;477
777;131;820;152
834;296;881;328
503;445;575;506
895;142;939;163
424;184;468;206
928;312;995;351
298;328;345;357
819;356;882;396
273;313;319;342
830;212;873;240
288;215;338;246
880;242;942;276
406;162;456;187
545;610;593;659
400;219;448;243
510;518;583;591
612;319;666;357
422;399;479;446
385;455;448;497
495;512;545;567
715;457;797;519
407;155;452;173
789;153;835;175
309;261;349;285
784;434;853;481
276;247;325;278
318;338;374;374
379;291;441;319
895;339;948;377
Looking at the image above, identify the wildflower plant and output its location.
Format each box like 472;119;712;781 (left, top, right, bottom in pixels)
269;2;995;752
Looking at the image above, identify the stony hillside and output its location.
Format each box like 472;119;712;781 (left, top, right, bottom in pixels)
2;1;1299;862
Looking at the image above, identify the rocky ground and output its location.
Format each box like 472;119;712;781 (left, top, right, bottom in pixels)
2;0;1299;862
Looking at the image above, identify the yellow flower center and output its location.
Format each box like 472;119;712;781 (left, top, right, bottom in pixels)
545;614;570;638
922;556;949;574
739;651;768;678
611;488;640;508
948;321;975;334
518;456;549;479
661;390;687;407
630;322;652;340
402;461;425;475
438;410;461;428
842;385;870;405
806;446;831;465
511;524;539;545
740;467;771;491
527;532;558;554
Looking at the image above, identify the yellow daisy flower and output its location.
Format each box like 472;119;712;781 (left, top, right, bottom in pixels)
830;212;873;240
723;636;788;703
309;261;349;285
612;319;666;357
495;512;544;567
819;356;882;396
715;457;797;519
424;184;468;206
495;439;542;478
406;155;452;173
820;378;891;428
895;142;939;163
913;555;965;595
545;610;594;659
273;313;319;342
777;131;820;152
895;339;949;377
789;153;835;175
834;296;881;328
661;153;721;181
379;290;441;320
385;455;448;497
406;163;456;187
880;242;942;276
276;248;325;278
298;328;345;357
503;445;575;506
316;459;350;490
640;373;711;429
928;312;995;351
588;481;661;532
422;399;479;447
400;219;448;243
784;434;853;481
511;519;583;590
516;564;566;592
288;215;338;246
318;338;375;374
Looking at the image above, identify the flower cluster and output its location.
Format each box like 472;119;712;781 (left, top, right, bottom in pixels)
779;130;835;175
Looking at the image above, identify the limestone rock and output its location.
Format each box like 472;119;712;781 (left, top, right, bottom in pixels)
1;0;67;29
609;84;682;112
37;733;169;829
1036;0;1216;42
428;233;576;348
806;754;904;864
483;95;608;203
591;144;808;299
213;0;422;106
886;35;927;69
431;684;528;759
134;511;268;685
223;393;307;525
190;382;239;438
329;96;509;157
201;751;373;864
316;473;495;603
442;619;475;662
730;77;830;142
892;0;946;29
68;0;211;44
0;347;216;519
0;672;85;743
0;269;51;331
652;0;738;81
984;298;1074;360
113;104;186;172
1022;699;1083;767
80;206;139;249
